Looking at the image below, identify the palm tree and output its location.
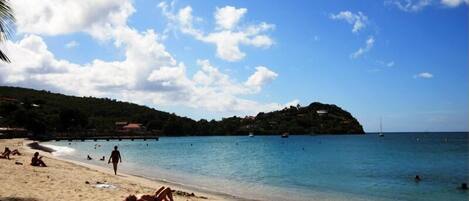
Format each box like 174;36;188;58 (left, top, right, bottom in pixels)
0;0;14;63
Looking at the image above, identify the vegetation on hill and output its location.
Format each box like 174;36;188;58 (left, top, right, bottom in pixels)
0;86;364;137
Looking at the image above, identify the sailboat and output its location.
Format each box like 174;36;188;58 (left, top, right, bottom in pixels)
281;132;289;138
378;118;384;137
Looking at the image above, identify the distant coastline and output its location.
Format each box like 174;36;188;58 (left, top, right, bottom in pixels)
0;86;365;140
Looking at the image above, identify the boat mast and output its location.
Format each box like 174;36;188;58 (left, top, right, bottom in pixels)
380;117;382;134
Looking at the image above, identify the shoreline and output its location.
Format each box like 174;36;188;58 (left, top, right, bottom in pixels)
28;139;364;201
25;139;257;201
0;138;237;201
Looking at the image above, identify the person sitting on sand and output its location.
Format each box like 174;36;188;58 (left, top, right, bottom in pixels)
31;152;47;167
87;155;93;160
108;146;122;175
100;156;105;161
125;186;174;201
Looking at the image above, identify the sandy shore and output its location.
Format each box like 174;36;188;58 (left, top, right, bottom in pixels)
0;138;234;201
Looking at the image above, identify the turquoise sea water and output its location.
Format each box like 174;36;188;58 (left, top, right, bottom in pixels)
45;133;469;201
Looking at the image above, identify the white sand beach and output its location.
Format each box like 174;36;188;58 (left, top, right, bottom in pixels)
0;138;234;201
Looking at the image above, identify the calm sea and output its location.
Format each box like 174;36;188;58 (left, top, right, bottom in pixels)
44;133;469;201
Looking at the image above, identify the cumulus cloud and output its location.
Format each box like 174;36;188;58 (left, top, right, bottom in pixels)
12;0;135;37
159;2;274;62
0;0;291;118
414;72;434;79
0;31;288;115
351;36;375;59
214;6;247;30
65;40;79;48
245;66;278;92
330;11;368;33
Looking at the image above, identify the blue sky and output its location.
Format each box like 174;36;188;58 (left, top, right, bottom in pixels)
0;0;467;132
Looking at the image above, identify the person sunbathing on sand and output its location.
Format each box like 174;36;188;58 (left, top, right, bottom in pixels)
31;152;47;167
0;147;18;159
125;186;174;201
0;147;11;159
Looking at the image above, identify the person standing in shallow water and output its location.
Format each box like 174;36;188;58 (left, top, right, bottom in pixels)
108;146;122;175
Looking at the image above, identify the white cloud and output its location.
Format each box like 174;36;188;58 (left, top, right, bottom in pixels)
65;40;79;48
245;66;278;92
414;72;434;79
159;3;274;62
12;0;135;36
351;36;375;59
441;0;469;7
214;6;247;30
385;0;432;12
0;31;289;116
0;0;292;118
386;0;467;12
330;11;368;33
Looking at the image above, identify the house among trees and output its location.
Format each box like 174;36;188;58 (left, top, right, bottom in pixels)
316;110;328;116
123;123;143;131
115;122;144;132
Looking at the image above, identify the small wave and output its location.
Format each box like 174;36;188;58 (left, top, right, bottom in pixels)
41;144;76;156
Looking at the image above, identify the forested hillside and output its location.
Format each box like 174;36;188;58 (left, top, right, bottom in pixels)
0;86;364;137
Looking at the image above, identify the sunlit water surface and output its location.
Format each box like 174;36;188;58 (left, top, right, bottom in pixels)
45;133;469;201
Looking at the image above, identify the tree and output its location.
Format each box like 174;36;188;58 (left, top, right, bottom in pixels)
58;108;88;132
0;0;14;62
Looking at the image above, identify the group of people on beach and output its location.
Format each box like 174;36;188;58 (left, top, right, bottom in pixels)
0;147;21;159
1;143;176;200
2;144;121;174
1;146;47;167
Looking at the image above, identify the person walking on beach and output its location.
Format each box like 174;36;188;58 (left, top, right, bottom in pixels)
108;146;122;175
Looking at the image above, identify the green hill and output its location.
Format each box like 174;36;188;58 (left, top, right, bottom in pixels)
0;86;364;137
